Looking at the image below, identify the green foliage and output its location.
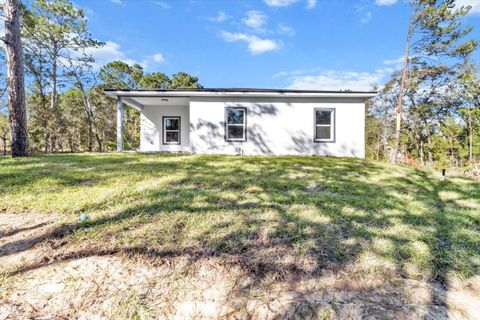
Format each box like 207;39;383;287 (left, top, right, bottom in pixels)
368;1;479;169
99;61;142;89
98;61;202;150
22;0;103;153
18;0;202;153
99;61;201;90
138;72;170;89
171;72;202;89
23;0;101;50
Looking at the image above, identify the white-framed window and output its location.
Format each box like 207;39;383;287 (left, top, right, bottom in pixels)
225;107;246;142
163;116;181;145
314;108;335;142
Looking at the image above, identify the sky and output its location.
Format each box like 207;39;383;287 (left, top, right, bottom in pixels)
75;0;480;91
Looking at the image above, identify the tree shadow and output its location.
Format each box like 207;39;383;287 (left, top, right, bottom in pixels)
1;155;479;318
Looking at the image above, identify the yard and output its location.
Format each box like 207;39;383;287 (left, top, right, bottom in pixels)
0;154;479;319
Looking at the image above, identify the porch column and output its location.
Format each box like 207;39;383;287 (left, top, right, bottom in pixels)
116;97;124;152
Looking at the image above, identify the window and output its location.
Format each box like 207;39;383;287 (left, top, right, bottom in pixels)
314;108;335;142
163;116;181;145
225;107;246;142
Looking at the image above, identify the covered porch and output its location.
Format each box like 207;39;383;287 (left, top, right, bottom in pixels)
109;92;191;152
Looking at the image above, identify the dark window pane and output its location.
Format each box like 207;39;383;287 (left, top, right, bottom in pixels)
165;118;179;130
228;125;244;140
316;126;331;140
228;109;244;124
165;132;179;143
316;110;332;125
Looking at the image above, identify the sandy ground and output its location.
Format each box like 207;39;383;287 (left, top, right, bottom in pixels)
0;213;479;319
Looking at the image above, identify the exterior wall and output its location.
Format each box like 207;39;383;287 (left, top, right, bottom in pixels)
189;97;365;158
140;105;190;152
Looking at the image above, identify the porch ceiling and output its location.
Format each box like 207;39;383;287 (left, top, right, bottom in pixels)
121;96;189;109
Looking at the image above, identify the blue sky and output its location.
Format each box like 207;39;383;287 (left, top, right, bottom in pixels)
77;0;480;90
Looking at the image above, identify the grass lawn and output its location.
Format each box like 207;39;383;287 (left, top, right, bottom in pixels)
0;153;479;318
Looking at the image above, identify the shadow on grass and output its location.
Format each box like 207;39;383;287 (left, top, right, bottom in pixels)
1;154;479;318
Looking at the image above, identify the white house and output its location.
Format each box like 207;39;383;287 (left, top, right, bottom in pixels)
104;88;376;158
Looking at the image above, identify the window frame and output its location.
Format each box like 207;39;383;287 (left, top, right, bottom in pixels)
313;108;335;143
225;107;247;142
162;116;181;145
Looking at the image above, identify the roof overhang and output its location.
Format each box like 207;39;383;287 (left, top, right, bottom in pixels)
105;88;377;100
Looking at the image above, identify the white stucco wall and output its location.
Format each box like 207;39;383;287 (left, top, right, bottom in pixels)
188;97;365;158
139;97;366;157
140;105;190;152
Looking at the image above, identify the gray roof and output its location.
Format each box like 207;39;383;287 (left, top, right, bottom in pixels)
104;87;376;94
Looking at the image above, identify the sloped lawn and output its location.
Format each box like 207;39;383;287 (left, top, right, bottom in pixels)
0;154;479;319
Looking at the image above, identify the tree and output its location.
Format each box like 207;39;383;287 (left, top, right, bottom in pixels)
3;0;29;156
391;14;413;164
138;72;170;89
24;41;51;152
458;65;479;162
23;0;101;151
0;114;9;155
99;62;202;149
379;0;478;167
99;61;144;89
171;72;202;89
63;54;101;151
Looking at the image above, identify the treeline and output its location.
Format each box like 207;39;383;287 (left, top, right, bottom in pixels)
366;0;479;173
0;0;201;154
1;0;479;173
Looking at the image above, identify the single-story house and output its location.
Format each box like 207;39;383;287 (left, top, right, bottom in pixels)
104;88;376;158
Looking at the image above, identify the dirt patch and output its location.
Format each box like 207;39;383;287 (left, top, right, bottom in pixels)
0;213;479;319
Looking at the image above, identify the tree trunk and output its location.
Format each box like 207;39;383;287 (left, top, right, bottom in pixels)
76;81;95;152
95;133;102;152
50;45;58;151
1;136;6;155
450;138;454;166
44;132;49;153
87;120;94;151
427;135;433;164
68;137;74;153
4;0;29;157
420;140;424;166
467;105;473;162
391;14;414;164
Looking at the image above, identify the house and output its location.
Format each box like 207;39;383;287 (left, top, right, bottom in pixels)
104;88;376;158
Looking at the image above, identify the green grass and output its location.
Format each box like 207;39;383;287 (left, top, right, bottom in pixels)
1;153;479;284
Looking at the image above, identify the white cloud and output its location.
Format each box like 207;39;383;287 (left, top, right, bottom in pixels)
306;0;317;9
242;11;268;31
111;0;124;5
220;31;281;54
86;41;165;70
382;56;404;66
153;1;171;9
263;0;315;8
360;11;372;24
277;23;295;36
277;61;404;91
286;70;382;91
85;41;134;69
209;11;229;23
263;0;299;7
455;0;480;14
151;53;165;63
375;0;398;5
83;7;94;18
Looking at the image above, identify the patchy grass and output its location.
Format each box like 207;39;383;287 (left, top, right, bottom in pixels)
0;153;479;318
